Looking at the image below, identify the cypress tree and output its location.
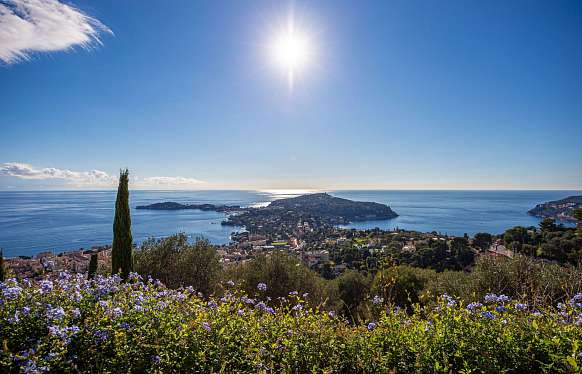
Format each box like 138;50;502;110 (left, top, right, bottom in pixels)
0;248;5;282
88;253;98;279
112;169;133;278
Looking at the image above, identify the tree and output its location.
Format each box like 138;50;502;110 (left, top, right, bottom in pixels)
0;248;5;282
88;253;98;279
574;208;582;237
112;169;133;278
539;218;557;233
473;232;493;251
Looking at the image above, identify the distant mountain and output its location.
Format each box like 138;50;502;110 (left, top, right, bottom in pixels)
528;195;582;222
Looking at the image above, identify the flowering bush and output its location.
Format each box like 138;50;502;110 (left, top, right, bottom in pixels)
1;273;581;373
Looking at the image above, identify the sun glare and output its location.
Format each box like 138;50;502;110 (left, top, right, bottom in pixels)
268;18;313;91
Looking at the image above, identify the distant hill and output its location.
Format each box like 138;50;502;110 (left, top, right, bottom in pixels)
136;202;241;212
527;195;582;222
266;193;398;221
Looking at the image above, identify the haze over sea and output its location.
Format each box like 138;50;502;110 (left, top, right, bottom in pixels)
0;190;579;257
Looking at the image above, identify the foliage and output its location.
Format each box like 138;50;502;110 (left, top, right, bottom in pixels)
87;253;98;280
0;249;5;282
112;169;133;278
134;234;221;296
225;252;330;307
1;273;581;373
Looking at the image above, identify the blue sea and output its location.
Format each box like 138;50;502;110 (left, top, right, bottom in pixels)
0;190;579;257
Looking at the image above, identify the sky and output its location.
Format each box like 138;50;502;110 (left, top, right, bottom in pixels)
0;0;581;190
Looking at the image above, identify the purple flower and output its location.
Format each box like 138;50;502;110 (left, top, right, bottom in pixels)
257;283;267;292
93;329;109;344
46;306;66;321
289;291;299;296
328;311;336;318
112;307;123;318
515;303;527;311
151;355;161;365
202;322;211;332
497;294;510;303
292;304;303;311
481;311;495;320
119;322;130;330
226;280;235;287
237;309;245;316
367;322;377;331
2;286;22;300
372;295;383;305
466;302;483;311
207;300;218;310
496;306;507;313
442;293;457;307
484;293;498;303
39;280;54;294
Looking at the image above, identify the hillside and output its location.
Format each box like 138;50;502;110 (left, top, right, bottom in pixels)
528;195;582;221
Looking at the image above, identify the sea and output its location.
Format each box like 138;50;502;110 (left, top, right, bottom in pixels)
0;190;579;258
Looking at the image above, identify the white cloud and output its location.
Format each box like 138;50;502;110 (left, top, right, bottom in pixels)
0;162;206;189
0;0;112;64
0;162;115;185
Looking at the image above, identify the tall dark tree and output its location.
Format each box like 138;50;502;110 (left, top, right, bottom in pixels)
0;248;5;282
88;253;98;279
574;208;582;237
112;169;133;278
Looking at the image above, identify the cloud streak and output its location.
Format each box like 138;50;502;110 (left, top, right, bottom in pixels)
0;163;206;189
0;0;112;64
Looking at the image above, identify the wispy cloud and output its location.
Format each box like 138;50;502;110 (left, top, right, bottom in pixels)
0;0;112;64
138;176;205;188
0;162;206;189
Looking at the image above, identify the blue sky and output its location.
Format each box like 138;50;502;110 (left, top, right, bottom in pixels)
1;0;581;190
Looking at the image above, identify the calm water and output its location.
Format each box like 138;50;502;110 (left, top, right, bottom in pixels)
0;190;579;257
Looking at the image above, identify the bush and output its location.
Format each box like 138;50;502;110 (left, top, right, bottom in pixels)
133;234;221;295
1;274;581;372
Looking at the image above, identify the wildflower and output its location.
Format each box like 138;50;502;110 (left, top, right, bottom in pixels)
557;303;565;310
93;329;109;344
207;300;218;310
466;302;483;311
39;280;54;294
257;282;267;291
328;311;336;318
2;286;22;300
21;306;31;316
442;293;457;307
289;291;299;295
226;280;235;287
302;293;309;298
98;300;108;308
484;293;498;303
496;306;507;313
497;294;510;303
202;322;211;332
112;307;123;318
237;309;245;316
151;355;161;365
481;311;495;320
292;304;303;311
119;322;130;330
515;303;527;311
367;322;377;331
372;295;383;305
46;306;66;321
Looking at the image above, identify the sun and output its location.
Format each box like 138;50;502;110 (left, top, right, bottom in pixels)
268;19;313;91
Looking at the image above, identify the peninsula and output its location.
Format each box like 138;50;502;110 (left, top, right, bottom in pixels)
222;193;398;234
527;195;582;222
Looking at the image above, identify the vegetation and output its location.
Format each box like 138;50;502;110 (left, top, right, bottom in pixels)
0;249;5;282
111;169;133;278
1;273;581;372
134;234;221;296
87;253;97;280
